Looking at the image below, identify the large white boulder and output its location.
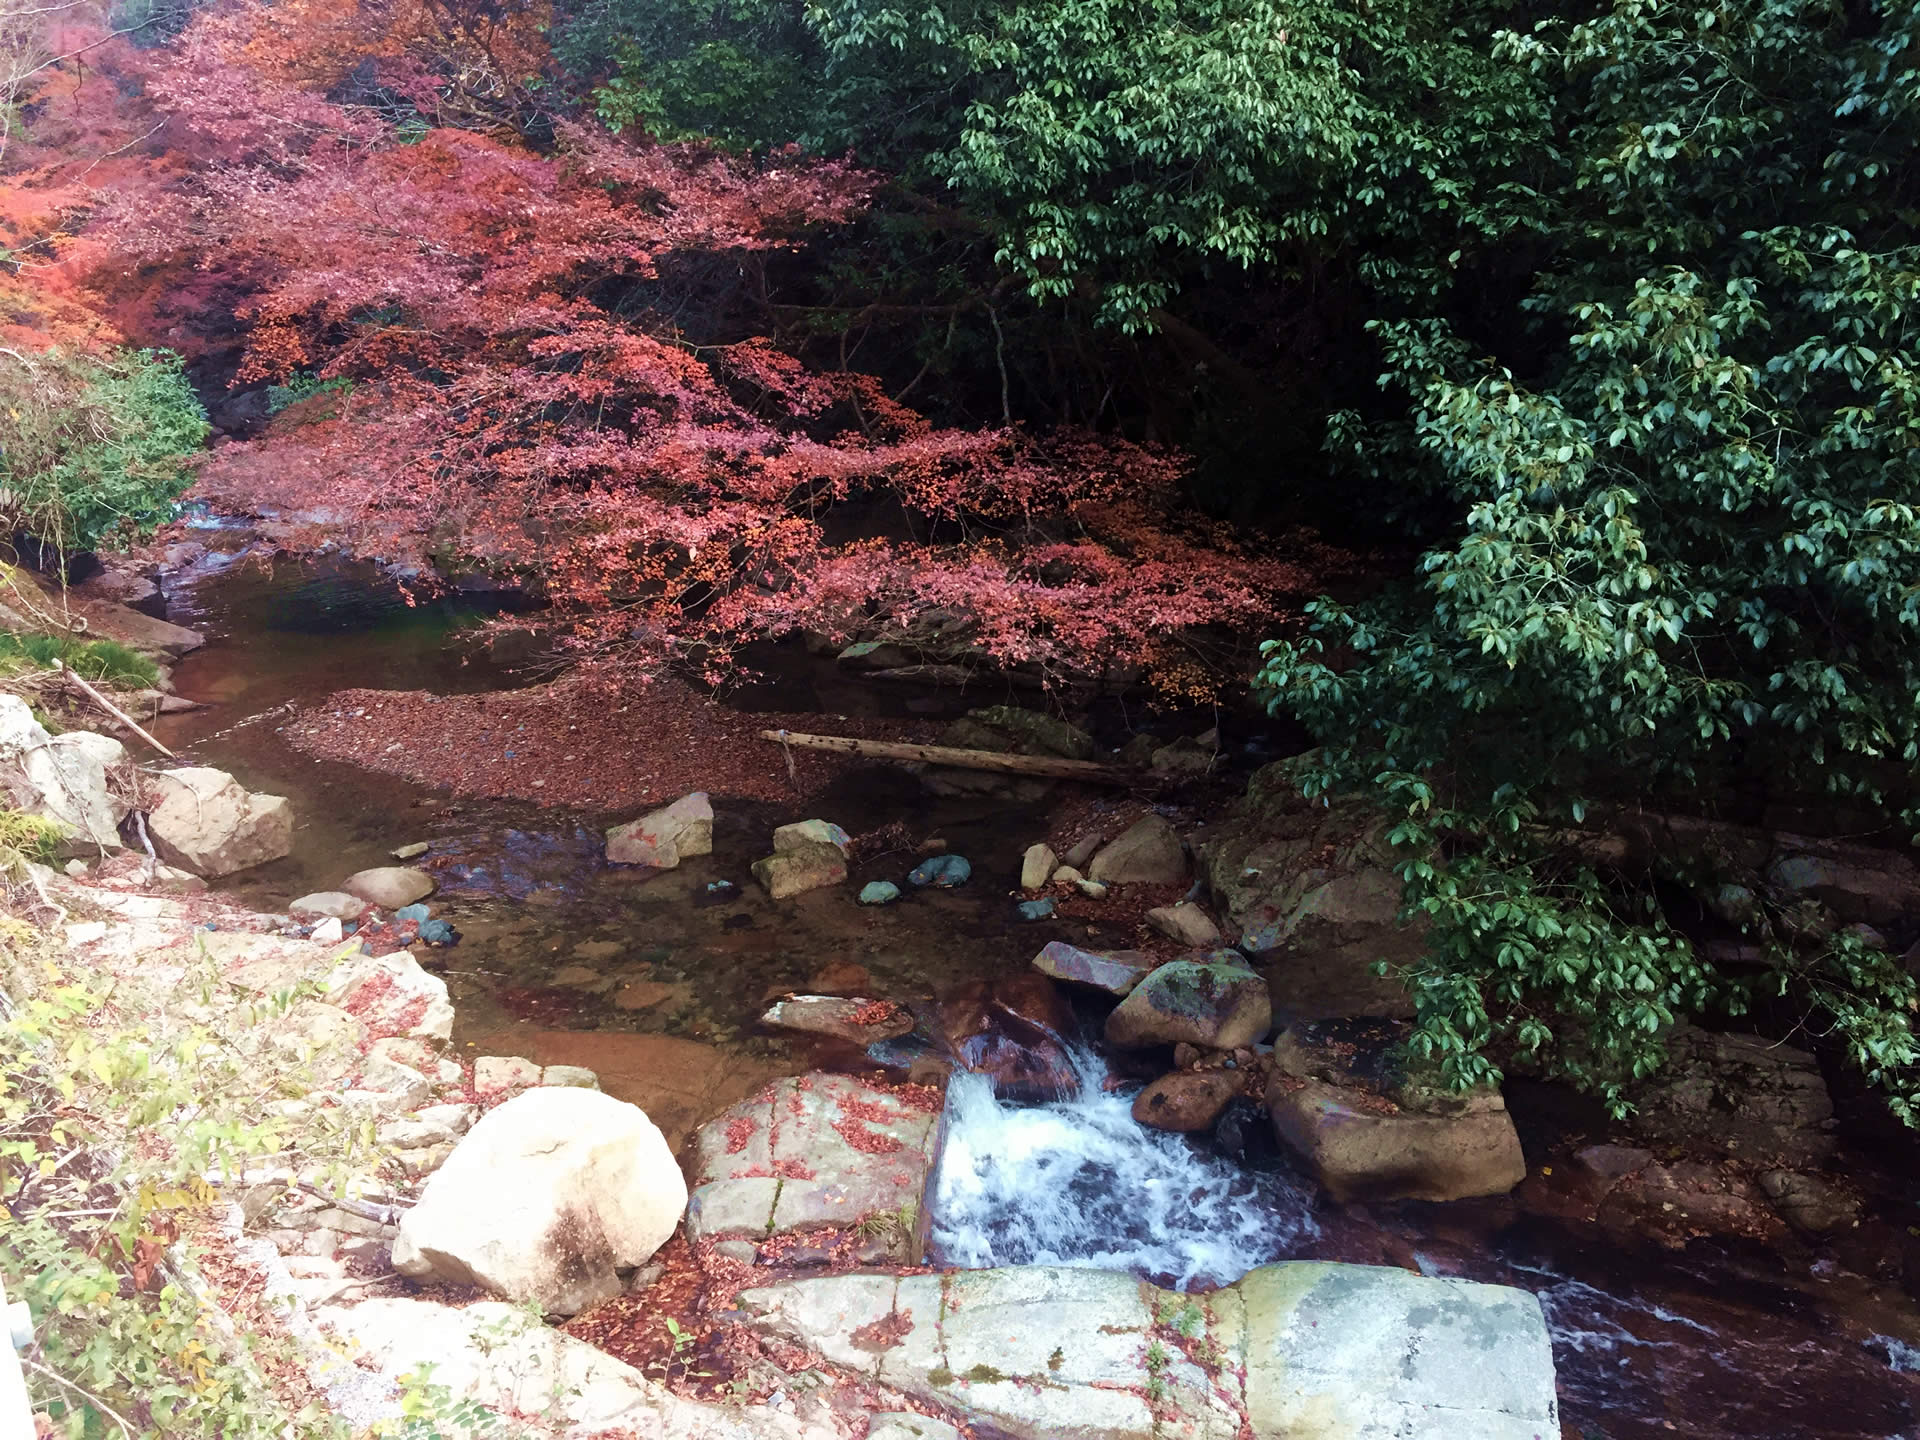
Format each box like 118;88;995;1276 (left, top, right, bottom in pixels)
0;698;129;852
146;766;292;876
606;791;714;867
391;1087;687;1316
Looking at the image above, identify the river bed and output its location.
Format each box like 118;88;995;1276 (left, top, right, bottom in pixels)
144;542;1920;1440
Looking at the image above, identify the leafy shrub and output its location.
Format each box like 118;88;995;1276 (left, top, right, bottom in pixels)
0;632;160;689
0;348;207;555
265;372;354;416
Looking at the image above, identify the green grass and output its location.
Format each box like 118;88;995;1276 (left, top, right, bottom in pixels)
0;632;158;688
0;809;64;866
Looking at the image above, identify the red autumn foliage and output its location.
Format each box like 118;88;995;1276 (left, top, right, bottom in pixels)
6;0;1339;694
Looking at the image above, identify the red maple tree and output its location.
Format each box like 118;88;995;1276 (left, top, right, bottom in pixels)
90;0;1325;693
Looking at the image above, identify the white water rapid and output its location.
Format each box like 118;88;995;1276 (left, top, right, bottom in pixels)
928;1046;1320;1290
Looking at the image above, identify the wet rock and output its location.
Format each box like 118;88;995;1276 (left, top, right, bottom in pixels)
1757;1170;1859;1235
1198;769;1417;1022
1087;814;1187;886
392;1087;685;1316
1569;1143;1654;1199
1015;898;1055;921
1630;1027;1837;1167
1104;954;1271;1051
752;841;847;899
735;1263;1558;1440
1600;1160;1782;1246
324;951;454;1042
391;841;430;861
1269;1075;1527;1204
1132;1070;1242;1132
908;853;971;888
291;892;371;922
772;818;850;854
1146;901;1222;948
1030;940;1156;997
859;880;902;906
941;973;1078;1101
551;964;615;992
687;1072;939;1263
760;995;916;1046
146;766;293;877
606;791;714;868
342;866;435;909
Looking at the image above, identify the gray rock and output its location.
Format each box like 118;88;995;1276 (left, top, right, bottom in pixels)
1631;1027;1836;1167
1087;815;1187;886
687;1072;937;1262
1757;1169;1859;1234
1020;842;1057;890
342;866;435;909
0;702;131;854
752;841;847;899
1146;901;1222;947
1105;955;1271;1050
734;1262;1558;1440
607;791;714;867
772;818;850;854
147;766;293;877
1031;941;1157;996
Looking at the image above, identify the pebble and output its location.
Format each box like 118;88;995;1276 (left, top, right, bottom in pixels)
391;842;430;860
908;854;972;888
859;880;902;906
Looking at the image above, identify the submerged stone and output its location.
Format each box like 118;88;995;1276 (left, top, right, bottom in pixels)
909;853;971;888
1015;898;1056;921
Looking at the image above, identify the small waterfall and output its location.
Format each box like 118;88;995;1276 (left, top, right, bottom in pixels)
928;1045;1320;1291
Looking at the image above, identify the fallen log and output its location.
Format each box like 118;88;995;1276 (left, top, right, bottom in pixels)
759;728;1136;785
57;661;178;759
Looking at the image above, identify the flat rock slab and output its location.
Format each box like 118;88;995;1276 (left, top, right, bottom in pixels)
688;1072;941;1263
735;1262;1558;1440
1031;940;1157;996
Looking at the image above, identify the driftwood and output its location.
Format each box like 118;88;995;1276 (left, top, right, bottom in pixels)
57;661;177;759
759;728;1135;785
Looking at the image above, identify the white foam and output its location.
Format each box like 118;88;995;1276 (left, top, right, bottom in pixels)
928;1046;1318;1290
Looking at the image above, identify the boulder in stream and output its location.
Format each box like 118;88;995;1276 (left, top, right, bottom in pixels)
342;865;436;909
941;973;1078;1101
772;818;850;854
146;766;293;877
391;1087;686;1316
0;700;131;854
606;791;713;867
1104;953;1271;1051
1030;940;1156;997
751;840;847;899
1086;814;1187;885
1264;1020;1526;1204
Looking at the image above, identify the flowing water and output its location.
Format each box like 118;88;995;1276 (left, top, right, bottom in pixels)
142;536;1920;1440
929;1044;1920;1440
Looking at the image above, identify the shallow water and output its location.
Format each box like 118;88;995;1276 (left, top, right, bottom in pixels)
149;545;1920;1439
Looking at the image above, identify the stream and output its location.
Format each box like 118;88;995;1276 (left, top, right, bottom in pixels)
144;538;1920;1440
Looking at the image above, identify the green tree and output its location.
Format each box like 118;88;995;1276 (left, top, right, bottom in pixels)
1260;0;1920;1119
